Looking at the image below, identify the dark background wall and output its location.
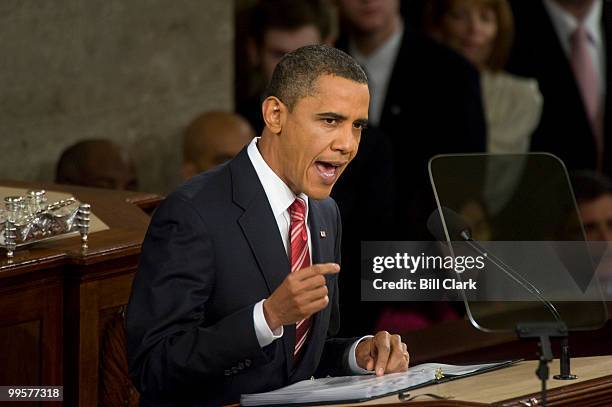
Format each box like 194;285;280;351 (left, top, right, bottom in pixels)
0;0;233;193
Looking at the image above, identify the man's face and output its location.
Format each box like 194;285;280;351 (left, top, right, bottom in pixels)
275;75;369;199
338;0;400;34
580;194;612;241
260;26;322;83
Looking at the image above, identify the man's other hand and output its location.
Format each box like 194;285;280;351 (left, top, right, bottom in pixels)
263;263;340;330
356;331;409;376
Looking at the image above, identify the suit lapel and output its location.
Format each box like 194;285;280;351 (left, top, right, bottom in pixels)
231;149;297;376
231;149;290;294
538;2;584;103
534;0;595;134
307;198;327;344
307;198;336;267
237;197;290;292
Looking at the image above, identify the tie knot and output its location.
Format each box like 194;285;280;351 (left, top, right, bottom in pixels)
289;197;307;218
571;24;590;44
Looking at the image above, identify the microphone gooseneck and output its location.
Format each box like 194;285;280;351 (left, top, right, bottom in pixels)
427;207;562;322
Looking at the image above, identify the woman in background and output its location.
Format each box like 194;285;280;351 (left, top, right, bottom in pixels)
424;0;542;154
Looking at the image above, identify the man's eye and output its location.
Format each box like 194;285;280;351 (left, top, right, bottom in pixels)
353;122;367;130
324;118;337;125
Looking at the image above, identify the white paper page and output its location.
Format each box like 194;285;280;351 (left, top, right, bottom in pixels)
241;361;509;406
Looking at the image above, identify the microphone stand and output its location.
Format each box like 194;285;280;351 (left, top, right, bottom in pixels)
428;207;579;405
515;322;568;407
457;232;578;406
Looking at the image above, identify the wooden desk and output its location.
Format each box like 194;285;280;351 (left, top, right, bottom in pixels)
0;181;162;406
326;355;612;406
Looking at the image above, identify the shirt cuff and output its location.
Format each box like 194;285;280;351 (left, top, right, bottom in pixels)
253;299;283;347
348;335;375;374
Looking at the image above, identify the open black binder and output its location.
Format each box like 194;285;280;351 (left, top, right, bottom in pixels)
240;359;520;406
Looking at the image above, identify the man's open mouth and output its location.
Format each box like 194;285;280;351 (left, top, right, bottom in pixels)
314;160;345;183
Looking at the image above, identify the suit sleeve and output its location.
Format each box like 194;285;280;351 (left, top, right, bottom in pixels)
126;195;271;399
315;201;359;377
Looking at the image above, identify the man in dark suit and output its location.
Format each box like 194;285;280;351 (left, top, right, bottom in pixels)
335;0;487;241
333;0;484;336
507;0;611;177
126;45;409;406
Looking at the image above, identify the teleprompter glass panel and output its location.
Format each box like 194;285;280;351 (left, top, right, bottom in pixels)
428;153;607;332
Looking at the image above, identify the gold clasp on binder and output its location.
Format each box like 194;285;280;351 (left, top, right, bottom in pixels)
435;367;445;380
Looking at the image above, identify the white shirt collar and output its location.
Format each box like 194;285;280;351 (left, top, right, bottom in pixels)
246;137;308;217
544;0;602;47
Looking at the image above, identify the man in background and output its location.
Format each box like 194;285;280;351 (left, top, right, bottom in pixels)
571;171;612;300
181;111;254;180
507;0;612;176
572;171;612;241
572;171;612;297
334;0;484;335
335;0;486;240
56;139;138;190
237;0;334;133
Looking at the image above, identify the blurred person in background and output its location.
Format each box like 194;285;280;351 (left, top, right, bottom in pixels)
181;111;255;180
55;139;138;191
237;0;335;134
571;170;612;296
572;170;612;242
507;0;612;177
334;0;485;335
335;0;487;240
424;0;543;154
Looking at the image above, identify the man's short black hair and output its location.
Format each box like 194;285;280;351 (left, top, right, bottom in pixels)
571;171;612;204
249;0;333;46
264;44;368;110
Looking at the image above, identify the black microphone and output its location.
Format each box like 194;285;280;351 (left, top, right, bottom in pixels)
427;207;562;322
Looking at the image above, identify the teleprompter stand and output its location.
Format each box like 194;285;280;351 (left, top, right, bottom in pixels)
429;153;607;406
516;321;577;407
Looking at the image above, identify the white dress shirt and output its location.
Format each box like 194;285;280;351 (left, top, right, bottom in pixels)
543;0;605;103
349;24;404;126
247;138;370;374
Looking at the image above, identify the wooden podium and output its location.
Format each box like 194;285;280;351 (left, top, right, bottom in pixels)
3;181;609;407
323;355;612;406
0;181;162;406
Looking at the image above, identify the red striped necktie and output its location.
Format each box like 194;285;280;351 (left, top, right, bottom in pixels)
289;197;312;363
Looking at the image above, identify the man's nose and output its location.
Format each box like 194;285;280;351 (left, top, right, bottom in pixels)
332;126;358;153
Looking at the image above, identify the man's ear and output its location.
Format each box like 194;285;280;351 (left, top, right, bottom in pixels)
262;96;285;134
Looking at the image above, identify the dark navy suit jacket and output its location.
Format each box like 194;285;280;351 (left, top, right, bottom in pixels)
126;147;355;406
